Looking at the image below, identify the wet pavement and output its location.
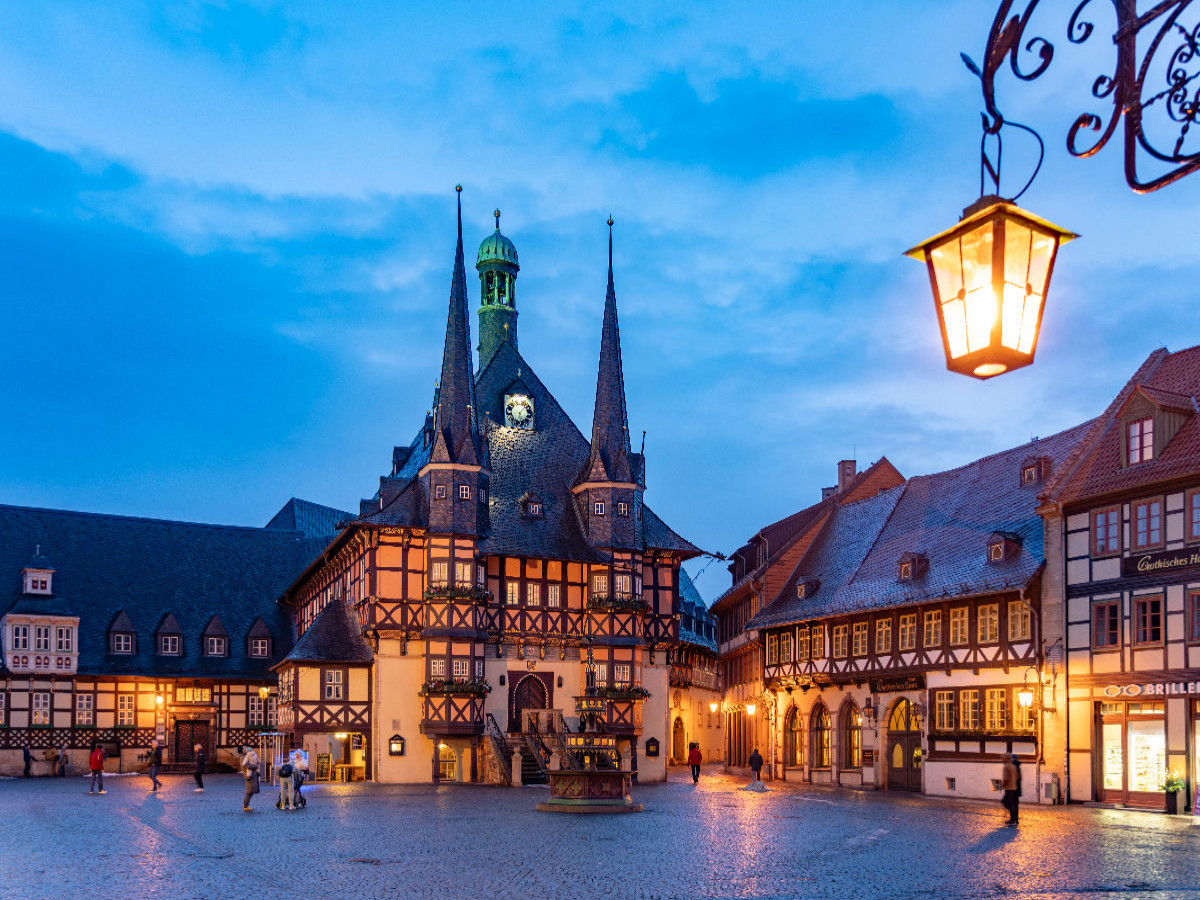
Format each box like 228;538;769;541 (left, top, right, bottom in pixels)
1;767;1198;900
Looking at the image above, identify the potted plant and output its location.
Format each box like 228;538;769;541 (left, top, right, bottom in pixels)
1161;770;1185;814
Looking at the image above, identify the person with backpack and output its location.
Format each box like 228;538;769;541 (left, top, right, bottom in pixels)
687;742;703;784
277;754;296;810
88;743;106;795
239;745;260;811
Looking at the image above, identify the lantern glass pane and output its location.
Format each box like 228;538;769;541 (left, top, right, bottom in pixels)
930;240;963;303
1027;230;1056;296
943;297;968;358
1003;220;1032;287
960;223;996;353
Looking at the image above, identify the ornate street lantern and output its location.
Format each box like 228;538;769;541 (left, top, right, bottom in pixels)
1017;687;1034;709
906;196;1076;379
745;702;757;716
709;701;719;714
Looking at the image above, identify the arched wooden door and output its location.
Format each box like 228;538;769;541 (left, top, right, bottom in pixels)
886;699;922;791
672;717;686;762
784;707;804;769
511;675;547;733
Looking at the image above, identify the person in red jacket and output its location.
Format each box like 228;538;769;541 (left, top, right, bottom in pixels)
88;743;106;795
687;743;703;784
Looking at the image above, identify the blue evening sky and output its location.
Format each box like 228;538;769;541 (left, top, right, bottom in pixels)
1;2;1198;600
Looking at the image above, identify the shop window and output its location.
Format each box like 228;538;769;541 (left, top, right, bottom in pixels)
934;690;955;731
949;607;968;645
875;619;892;654
797;627;811;660
978;604;999;644
1092;507;1121;556
832;625;848;658
786;709;804;767
1008;601;1032;642
1093;601;1120;649
249;696;265;727
811;706;831;768
898;614;917;651
923;611;941;647
1132;498;1163;550
438;743;457;780
117;694;135;727
31;692;51;726
74;693;94;727
1189;592;1200;643
843;705;862;769
1134;595;1163;645
852;622;868;657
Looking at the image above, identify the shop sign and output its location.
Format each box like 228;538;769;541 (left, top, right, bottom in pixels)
870;674;926;693
1121;547;1200;578
1102;682;1200;697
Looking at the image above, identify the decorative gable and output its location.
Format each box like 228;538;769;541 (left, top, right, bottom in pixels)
1118;386;1195;468
897;551;929;582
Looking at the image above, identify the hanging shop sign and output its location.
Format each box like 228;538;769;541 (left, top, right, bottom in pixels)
1122;547;1200;578
870;674;926;693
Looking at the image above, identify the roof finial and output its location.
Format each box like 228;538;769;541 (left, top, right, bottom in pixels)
495;208;501;230
607;216;614;282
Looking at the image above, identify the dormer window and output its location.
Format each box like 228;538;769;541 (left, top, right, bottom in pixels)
159;634;181;655
529;502;542;517
898;562;913;581
23;571;53;595
249;637;270;658
987;531;1022;564
796;578;821;599
521;493;544;519
988;542;1004;562
1128;417;1154;464
434;485;447;500
112;633;134;654
458;485;471;500
206;636;227;657
898;552;928;582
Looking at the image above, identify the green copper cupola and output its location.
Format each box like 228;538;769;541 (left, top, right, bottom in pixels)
476;208;519;368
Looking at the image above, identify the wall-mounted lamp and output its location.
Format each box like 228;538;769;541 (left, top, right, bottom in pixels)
745;702;757;716
709;701;718;714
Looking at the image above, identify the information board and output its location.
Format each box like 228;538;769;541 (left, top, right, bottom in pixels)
315;752;332;781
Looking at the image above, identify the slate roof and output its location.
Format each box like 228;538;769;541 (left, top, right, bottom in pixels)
282;595;373;665
0;504;327;678
748;421;1095;629
678;568;717;652
1050;345;1200;504
358;337;700;561
266;498;353;539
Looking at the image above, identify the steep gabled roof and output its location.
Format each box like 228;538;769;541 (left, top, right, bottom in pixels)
282;596;373;665
1049;345;1200;504
266;498;353;539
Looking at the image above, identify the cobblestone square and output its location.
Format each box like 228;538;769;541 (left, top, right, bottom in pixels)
3;768;1199;900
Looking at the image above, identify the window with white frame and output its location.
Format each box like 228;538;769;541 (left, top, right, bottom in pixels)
1128;417;1154;464
1008;601;1031;641
959;690;980;731
985;688;1007;731
117;694;135;727
31;692;51;726
615;574;632;595
898;614;917;651
159;634;180;655
452;659;469;679
811;625;826;658
547;584;561;608
75;693;94;726
11;624;29;651
249;695;265;727
852;622;868;656
617;501;628;516
324;669;344;700
475;659;484;679
591;573;608;595
614;663;631;686
56;627;73;652
430;658;446;677
458;484;471;500
875;619;891;654
267;696;277;726
934;690;955;731
595;663;608;687
593;501;605;516
527;583;541;606
923;611;941;647
978;604;999;643
949;607;968;645
454;562;472;586
1014;697;1035;732
1133;498;1163;549
249;637;269;658
431;561;449;587
434;484;447;500
779;631;793;662
112;632;134;654
506;582;520;606
34;626;50;651
766;634;779;664
205;636;226;656
797;627;811;660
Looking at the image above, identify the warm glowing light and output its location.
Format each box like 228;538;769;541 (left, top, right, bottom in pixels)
258;686;270;700
709;701;719;713
906;197;1076;380
155;695;164;706
745;703;757;716
1017;688;1034;708
335;732;349;740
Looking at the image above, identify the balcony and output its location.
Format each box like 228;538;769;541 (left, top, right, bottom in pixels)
420;693;485;735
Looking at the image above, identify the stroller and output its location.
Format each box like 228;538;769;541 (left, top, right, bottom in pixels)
274;765;307;810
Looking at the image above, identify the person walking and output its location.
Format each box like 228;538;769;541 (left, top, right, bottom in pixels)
687;743;703;784
239;745;260;811
22;746;32;778
147;739;163;792
277;754;296;810
748;748;764;783
57;743;68;777
88;743;106;795
192;743;206;792
1001;753;1021;826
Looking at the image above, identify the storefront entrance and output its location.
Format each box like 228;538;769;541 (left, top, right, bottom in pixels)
174;720;209;763
886;699;922;792
1097;701;1165;807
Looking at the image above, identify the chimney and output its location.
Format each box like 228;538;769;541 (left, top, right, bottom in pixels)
837;459;857;493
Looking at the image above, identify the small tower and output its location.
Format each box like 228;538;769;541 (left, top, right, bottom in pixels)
476;209;519;368
574;218;644;550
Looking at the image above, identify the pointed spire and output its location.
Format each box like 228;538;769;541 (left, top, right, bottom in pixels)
580;216;633;485
433;185;482;466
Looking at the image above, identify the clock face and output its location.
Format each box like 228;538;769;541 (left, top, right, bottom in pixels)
504;394;534;429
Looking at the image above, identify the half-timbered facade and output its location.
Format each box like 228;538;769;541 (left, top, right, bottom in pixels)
666;570;721;764
748;424;1091;802
274;198;700;784
0;502;337;775
1044;345;1200;809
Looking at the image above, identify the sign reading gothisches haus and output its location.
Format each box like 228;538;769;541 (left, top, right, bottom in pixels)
1121;547;1200;577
